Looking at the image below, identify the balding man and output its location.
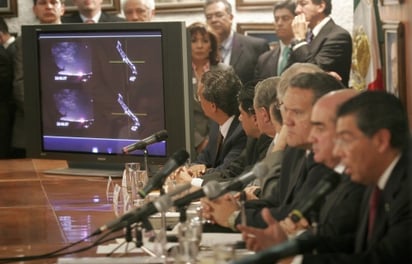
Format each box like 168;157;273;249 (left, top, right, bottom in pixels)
123;0;155;22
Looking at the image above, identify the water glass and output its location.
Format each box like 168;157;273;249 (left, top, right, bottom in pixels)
213;243;235;264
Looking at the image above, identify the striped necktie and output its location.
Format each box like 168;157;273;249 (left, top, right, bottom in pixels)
368;186;382;241
306;30;314;43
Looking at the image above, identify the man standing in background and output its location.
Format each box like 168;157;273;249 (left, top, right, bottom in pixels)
62;0;124;23
11;0;66;158
0;18;16;158
254;0;295;80
287;0;352;86
204;0;269;85
123;0;155;22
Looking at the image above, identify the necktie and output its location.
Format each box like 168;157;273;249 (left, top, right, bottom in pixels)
306;30;314;44
367;186;382;240
85;19;95;24
277;46;290;74
219;46;229;63
214;132;223;165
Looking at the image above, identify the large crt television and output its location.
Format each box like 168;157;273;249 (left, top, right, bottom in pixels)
22;22;193;176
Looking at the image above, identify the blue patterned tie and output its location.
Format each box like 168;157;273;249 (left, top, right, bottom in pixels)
306;30;314;44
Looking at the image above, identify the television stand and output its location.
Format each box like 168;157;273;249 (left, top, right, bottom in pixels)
44;167;123;178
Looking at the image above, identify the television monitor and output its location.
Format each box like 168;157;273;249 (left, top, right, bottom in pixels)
22;22;193;177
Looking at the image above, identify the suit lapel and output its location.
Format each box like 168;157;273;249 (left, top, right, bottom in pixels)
355;155;406;251
230;34;242;68
283;150;307;204
355;187;373;252
309;19;335;53
214;117;240;166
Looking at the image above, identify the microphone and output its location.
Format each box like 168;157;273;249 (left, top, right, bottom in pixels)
210;162;268;200
92;183;192;235
138;149;189;198
230;232;319;264
290;171;341;223
122;130;168;154
173;180;223;208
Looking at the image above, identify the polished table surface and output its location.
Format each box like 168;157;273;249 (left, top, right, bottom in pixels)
0;159;124;263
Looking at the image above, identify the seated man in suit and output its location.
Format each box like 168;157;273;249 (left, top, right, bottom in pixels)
191;68;247;173
287;0;352;86
239;91;411;264
254;0;296;80
204;0;269;85
202;72;346;230
62;0;125;23
193;77;279;186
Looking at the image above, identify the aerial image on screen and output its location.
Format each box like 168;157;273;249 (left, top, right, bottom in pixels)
38;31;166;156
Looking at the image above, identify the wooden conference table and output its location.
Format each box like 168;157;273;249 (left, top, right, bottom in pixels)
0;159;125;263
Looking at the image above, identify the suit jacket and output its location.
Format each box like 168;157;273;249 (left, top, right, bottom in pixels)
11;37;24;149
254;42;281;81
286;19;352;86
229;33;269;85
241;147;309;227
259;149;284;200
201;134;272;184
194;117;246;171
62;12;125;23
303;153;412;263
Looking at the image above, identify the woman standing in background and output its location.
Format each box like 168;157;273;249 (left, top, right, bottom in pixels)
188;22;231;154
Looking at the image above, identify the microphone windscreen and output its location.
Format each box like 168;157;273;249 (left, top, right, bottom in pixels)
171;149;190;166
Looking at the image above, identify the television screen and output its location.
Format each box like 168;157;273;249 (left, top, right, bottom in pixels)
22;22;193;176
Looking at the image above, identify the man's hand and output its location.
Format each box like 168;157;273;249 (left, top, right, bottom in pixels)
279;216;309;236
237;208;288;252
171;164;206;184
272;125;288;152
292;13;309;41
234;186;259;200
201;193;239;227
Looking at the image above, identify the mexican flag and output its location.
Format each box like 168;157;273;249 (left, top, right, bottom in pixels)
351;0;384;91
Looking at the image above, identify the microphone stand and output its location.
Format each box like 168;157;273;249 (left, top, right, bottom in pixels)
143;148;150;178
156;185;168;258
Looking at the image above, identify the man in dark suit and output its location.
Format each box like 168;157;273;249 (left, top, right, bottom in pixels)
287;0;352;86
193;68;247;173
200;77;279;185
254;0;295;81
0;18;16;158
238;91;411;264
204;0;269;85
11;0;66;159
62;0;124;23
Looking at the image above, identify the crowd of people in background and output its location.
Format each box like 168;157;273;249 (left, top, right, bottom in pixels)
0;0;411;263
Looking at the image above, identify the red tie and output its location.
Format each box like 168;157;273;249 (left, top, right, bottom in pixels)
368;186;381;240
215;132;223;164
